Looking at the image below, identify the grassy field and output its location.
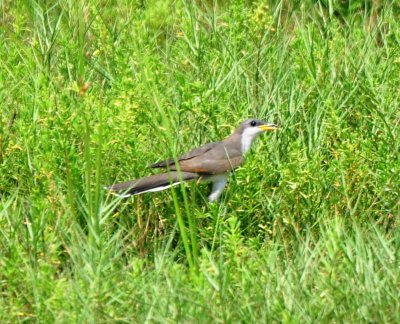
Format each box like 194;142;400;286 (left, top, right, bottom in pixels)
1;0;399;322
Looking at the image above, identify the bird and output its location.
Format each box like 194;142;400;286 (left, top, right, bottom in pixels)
106;119;278;202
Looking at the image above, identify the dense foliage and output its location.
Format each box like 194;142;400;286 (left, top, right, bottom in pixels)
0;0;399;322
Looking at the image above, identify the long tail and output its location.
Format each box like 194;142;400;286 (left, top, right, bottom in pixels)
105;171;199;197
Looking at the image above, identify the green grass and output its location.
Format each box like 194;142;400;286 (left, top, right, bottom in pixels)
1;0;399;322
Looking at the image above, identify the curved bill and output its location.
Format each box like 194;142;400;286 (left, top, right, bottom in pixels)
259;123;279;131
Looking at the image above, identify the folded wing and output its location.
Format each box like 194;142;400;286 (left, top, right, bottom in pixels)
150;142;220;169
150;140;243;175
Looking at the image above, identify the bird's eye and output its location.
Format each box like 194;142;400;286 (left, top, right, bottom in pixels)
250;120;257;127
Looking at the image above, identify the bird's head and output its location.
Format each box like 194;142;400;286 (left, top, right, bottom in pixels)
237;118;278;135
235;119;279;153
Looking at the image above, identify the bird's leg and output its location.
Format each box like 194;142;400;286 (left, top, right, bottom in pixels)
208;174;228;202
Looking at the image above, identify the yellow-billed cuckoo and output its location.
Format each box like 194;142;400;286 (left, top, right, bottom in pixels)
106;119;278;202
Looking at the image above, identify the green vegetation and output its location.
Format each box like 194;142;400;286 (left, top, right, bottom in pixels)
1;0;399;322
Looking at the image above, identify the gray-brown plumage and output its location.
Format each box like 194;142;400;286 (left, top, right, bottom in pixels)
106;119;278;201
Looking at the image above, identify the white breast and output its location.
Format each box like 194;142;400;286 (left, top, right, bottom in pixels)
241;127;263;154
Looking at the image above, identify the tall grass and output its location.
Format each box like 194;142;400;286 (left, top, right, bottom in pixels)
0;0;399;322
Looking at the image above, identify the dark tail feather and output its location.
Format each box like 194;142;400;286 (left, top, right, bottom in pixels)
105;171;199;197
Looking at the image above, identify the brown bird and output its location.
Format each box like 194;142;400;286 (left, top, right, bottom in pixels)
106;119;278;202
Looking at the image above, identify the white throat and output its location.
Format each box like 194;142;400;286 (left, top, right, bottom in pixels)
241;127;262;154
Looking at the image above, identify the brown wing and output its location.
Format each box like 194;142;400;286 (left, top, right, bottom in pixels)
150;141;221;169
174;141;244;174
178;155;243;174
